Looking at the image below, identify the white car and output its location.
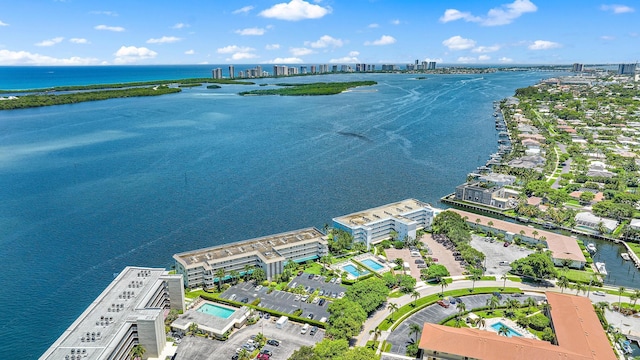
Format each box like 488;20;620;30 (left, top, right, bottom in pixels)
294;295;301;301
593;291;606;296
255;285;263;291
312;297;320;304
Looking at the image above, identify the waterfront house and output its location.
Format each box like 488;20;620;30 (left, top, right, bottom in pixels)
574;212;619;233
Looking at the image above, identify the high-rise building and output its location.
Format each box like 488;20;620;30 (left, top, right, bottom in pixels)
310;65;317;73
211;68;223;79
572;63;584;72
228;65;235;79
618;63;637;75
428;61;437;70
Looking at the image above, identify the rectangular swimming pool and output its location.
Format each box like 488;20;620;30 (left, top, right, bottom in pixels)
361;258;384;271
342;264;369;277
197;303;236;319
490;321;522;337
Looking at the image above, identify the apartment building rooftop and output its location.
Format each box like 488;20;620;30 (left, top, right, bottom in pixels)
174;227;324;267
333;198;430;227
41;267;181;360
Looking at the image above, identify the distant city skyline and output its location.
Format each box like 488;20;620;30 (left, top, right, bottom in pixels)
1;0;639;66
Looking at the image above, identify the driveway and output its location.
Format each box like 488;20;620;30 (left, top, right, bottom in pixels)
385;248;422;278
470;235;533;276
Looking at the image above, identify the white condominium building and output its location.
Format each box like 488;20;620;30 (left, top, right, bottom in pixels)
173;228;328;289
41;267;184;360
332;199;441;249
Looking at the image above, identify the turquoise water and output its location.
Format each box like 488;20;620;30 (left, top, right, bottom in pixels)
361;258;384;271
0;66;555;359
197;303;236;319
343;264;369;277
490;322;522;337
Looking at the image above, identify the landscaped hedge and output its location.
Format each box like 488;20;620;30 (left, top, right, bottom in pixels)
528;313;550;331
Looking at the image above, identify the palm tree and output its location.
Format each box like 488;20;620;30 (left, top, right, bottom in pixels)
475;218;481;230
408;323;422;343
254;332;266;347
238;348;251;360
387;303;399;321
469;268;482;291
457;301;467;314
438;278;448;296
532;230;539;240
619;286;626;312
524;297;537;314
519;230;526;238
215;268;226;292
486;295;500;314
188;322;199;336
474;315;486;329
505;299;520;318
586;274;598;297
557;276;569;293
369;327;382;343
130;344;146;360
487;221;494;229
498;325;510;337
500;273;508;290
243;265;253;281
573;282;586;295
632;289;640;308
411;290;420;307
230;270;240;285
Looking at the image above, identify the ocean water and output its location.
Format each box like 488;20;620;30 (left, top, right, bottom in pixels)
1;66;554;359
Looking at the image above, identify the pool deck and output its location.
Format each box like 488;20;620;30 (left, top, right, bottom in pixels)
171;300;250;338
353;253;392;274
482;317;537;339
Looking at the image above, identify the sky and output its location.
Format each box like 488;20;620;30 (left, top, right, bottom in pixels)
0;0;639;66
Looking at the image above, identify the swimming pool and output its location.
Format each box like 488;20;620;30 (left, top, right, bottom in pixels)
361;258;384;271
342;264;369;277
197;303;236;319
490;321;522;337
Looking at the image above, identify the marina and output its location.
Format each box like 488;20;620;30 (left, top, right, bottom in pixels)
587;243;597;254
596;262;608;276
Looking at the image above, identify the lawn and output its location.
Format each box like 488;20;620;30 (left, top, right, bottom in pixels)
559;269;598;283
628;242;640;259
302;262;325;275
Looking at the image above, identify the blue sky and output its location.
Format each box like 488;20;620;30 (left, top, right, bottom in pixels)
0;0;639;65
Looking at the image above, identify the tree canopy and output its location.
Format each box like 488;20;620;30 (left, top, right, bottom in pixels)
510;252;557;280
345;277;389;314
327;298;367;340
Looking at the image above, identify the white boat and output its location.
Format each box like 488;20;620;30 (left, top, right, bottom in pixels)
621;253;631;261
586;243;596;253
595;262;608;275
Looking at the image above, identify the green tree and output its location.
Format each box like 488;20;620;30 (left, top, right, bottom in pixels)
486;295;500;314
237;348;251;360
130;344;146;360
411;290;420;307
421;264;450;280
631;289;640;308
438;278;448;296
500;273;508;290
579;191;595;204
369;327;382;343
510;252;558;281
313;338;349;359
532;230;539;240
382;272;398;288
557;276;569;293
474;315;486;329
243;264;253;280
345;277;390;314
327;299;367;340
399;275;417;293
498;325;510;336
387;302;399;321
505;299;520;318
337;347;379;360
457;301;467;314
251;267;266;283
469;267;482;291
542;327;556;343
288;345;315;360
524;297;537;314
573;282;586;295
215;268;226;291
408;323;422;344
619;286;626;312
230;270;240;285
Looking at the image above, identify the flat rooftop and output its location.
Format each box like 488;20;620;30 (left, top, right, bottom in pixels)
450;209;586;263
333;198;431;227
174;227;324;267
41;267;175;360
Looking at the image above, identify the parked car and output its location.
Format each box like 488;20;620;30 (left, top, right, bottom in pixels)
503;242;510;247
256;354;270;360
264;313;271;319
267;339;280;346
240;297;249;303
301;324;309;334
338;292;345;298
301;295;309;302
492;292;502;299
318;290;325;296
308;288;315;294
307;313;314;320
298;271;303;276
260;349;273;356
318;299;326;306
232;354;239;360
255;285;263;291
312;297;320;304
310;326;318;336
294;295;301;301
437;300;449;308
594;291;606;296
417;264;427;268
308;274;314;279
329;278;336;283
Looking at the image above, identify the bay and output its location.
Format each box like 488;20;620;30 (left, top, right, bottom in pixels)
0;66;550;359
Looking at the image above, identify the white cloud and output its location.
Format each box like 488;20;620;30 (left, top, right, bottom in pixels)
0;20;9;26
290;47;314;56
423;57;443;63
172;23;190;29
364;35;396;46
217;45;255;54
266;44;281;50
95;24;125;32
329;56;359;63
600;4;634;13
0;49;98;65
368;23;379;28
528;40;561;50
457;56;477;63
348;51;360;57
185;49;195;55
90;11;118;16
146;36;182;44
235;27;266;36
391;19;401;25
233;6;254;14
472;45;500;53
440;0;537;26
305;35;343;48
499;57;513;63
442;35;476;50
259;0;332;21
35;37;64;47
478;55;491;61
113;45;157;64
229;52;259;60
263;57;304;64
70;38;90;44
600;35;615;40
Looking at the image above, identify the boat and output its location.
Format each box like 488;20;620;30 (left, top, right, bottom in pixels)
621;253;631;261
586;243;597;253
595;262;607;275
619;339;633;354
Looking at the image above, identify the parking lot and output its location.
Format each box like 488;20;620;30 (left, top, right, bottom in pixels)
386;293;545;355
219;273;346;321
470;234;533;276
175;316;324;360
